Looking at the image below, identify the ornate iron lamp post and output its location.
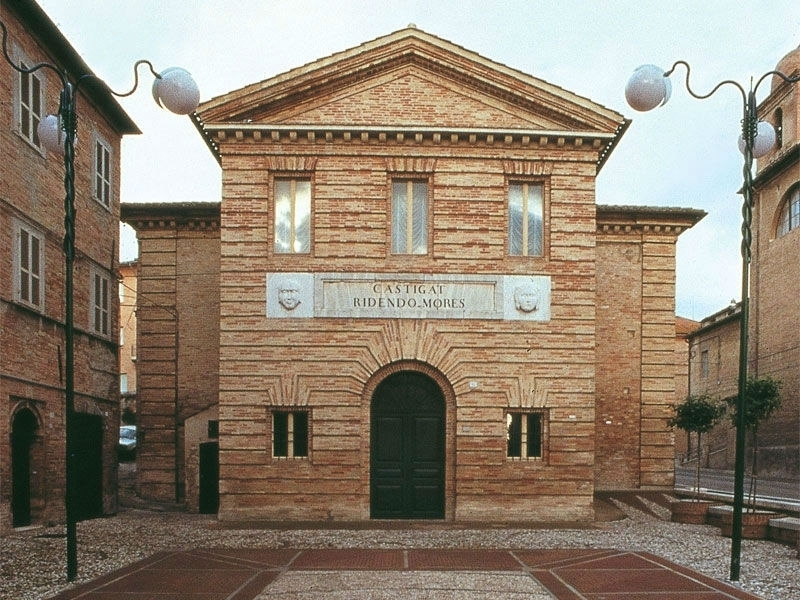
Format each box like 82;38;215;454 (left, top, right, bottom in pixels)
1;20;199;582
625;60;799;582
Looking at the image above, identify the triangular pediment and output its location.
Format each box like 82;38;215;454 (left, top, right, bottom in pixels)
198;27;624;135
263;66;564;130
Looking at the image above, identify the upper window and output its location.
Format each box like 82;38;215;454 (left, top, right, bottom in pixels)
274;179;311;253
18;59;43;148
777;187;800;238
700;349;709;380
91;269;110;335
391;180;428;254
14;221;44;310
508;182;543;257
94;138;112;208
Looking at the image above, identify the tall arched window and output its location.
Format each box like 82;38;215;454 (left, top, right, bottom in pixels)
777;186;800;237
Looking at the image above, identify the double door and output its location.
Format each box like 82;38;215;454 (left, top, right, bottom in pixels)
370;371;445;519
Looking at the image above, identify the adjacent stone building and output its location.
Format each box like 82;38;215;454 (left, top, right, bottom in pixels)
672;316;700;461
686;45;800;481
689;45;800;480
121;203;220;510
749;44;800;479
686;303;741;466
125;27;704;521
1;0;136;530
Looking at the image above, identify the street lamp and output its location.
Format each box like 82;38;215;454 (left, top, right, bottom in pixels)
625;60;799;582
1;20;199;582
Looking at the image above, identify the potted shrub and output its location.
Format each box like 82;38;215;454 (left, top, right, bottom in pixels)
668;394;725;523
720;376;783;538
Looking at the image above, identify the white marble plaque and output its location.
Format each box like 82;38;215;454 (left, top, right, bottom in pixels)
267;273;550;321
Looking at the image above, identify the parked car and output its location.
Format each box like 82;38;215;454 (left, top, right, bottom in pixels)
118;425;137;461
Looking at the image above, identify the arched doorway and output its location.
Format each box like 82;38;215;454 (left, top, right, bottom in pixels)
370;371;445;519
11;408;38;527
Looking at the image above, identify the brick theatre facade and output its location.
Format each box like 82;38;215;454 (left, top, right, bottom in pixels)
123;27;704;521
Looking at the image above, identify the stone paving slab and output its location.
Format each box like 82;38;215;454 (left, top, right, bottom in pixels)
407;549;521;571
47;548;766;600
291;549;406;570
255;571;551;600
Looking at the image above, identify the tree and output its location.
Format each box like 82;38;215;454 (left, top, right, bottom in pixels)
668;394;726;500
726;376;782;511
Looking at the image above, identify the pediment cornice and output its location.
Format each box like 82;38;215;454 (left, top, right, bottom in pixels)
193;120;629;174
194;27;628;171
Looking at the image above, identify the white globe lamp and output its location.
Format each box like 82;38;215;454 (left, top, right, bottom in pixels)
152;67;200;115
737;120;776;158
37;114;65;154
625;64;672;112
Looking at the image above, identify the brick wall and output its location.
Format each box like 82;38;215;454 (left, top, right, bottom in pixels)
595;213;698;490
595;237;643;488
749;66;800;477
213;143;600;521
126;201;699;519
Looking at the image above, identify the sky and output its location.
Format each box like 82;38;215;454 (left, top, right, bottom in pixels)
33;0;800;320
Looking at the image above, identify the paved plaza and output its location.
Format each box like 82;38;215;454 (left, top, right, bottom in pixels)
3;487;796;599
48;546;767;600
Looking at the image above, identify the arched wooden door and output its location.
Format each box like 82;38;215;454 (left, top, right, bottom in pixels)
370;371;445;519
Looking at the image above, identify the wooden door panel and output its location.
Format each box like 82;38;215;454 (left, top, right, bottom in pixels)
371;372;445;519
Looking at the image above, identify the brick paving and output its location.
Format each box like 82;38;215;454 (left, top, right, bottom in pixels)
47;547;765;600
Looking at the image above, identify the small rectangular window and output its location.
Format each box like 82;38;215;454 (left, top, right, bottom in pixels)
19;63;43;147
94;139;112;208
274;179;311;253
15;222;44;309
207;420;219;439
273;411;309;458
508;182;543;257
92;271;110;335
391;180;428;254
507;411;544;459
700;349;709;380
